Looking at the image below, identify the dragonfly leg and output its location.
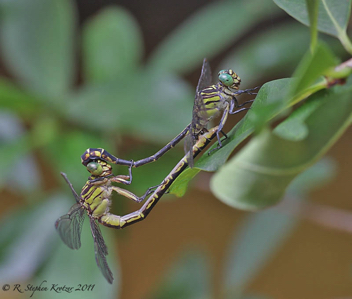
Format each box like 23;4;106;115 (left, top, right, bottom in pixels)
208;141;222;155
133;124;190;168
231;107;250;115
208;104;230;155
229;98;253;114
110;175;129;183
221;130;228;139
237;99;254;108
109;161;134;185
125;161;134;185
110;185;156;203
143;184;160;197
208;128;232;155
235;86;260;96
89;176;110;184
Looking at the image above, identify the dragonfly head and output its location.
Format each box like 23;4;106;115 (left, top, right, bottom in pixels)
81;148;104;166
86;160;112;177
218;69;241;90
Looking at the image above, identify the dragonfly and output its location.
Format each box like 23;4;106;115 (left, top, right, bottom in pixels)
56;127;219;283
55;160;157;284
184;58;258;167
89;125;220;230
82;60;257;172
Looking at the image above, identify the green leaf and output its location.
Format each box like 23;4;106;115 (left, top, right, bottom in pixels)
306;0;319;51
0;78;40;117
31;117;60;148
273;0;352;53
221;23;345;87
210;84;352;210
82;6;143;83
65;70;193;141
0;0;75;97
290;43;337;98
273;98;322;141
220;23;311;86
287;157;336;194
149;251;210;299
224;159;335;296
148;0;281;73
273;0;351;36
223;159;336;296
169;168;199;197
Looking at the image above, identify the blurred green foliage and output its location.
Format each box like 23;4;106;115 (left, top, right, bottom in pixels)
0;0;351;298
150;159;337;299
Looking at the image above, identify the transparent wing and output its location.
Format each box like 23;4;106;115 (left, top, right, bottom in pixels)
61;172;81;203
89;218;113;284
55;203;85;250
194;58;212;125
196;58;212;93
184;59;212;168
184;132;195;168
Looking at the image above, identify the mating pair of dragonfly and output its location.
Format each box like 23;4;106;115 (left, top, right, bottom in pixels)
55;59;258;283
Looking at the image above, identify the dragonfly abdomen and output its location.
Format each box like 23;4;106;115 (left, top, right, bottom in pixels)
99;213;122;228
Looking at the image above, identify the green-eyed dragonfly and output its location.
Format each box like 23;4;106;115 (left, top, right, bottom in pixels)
184;58;258;167
91;126;219;229
56;127;219;283
55;160;157;284
81;60;257;172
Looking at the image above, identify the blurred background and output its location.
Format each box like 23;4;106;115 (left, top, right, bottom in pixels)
0;0;351;298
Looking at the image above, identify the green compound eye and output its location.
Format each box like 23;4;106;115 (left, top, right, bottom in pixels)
218;72;234;87
87;161;103;176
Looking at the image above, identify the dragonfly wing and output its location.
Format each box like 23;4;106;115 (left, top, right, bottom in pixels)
61;172;81;204
194;59;212;133
189;92;209;161
184;129;195;168
196;58;212;93
193;89;209;124
185;59;212;168
89;218;113;284
55;203;85;250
